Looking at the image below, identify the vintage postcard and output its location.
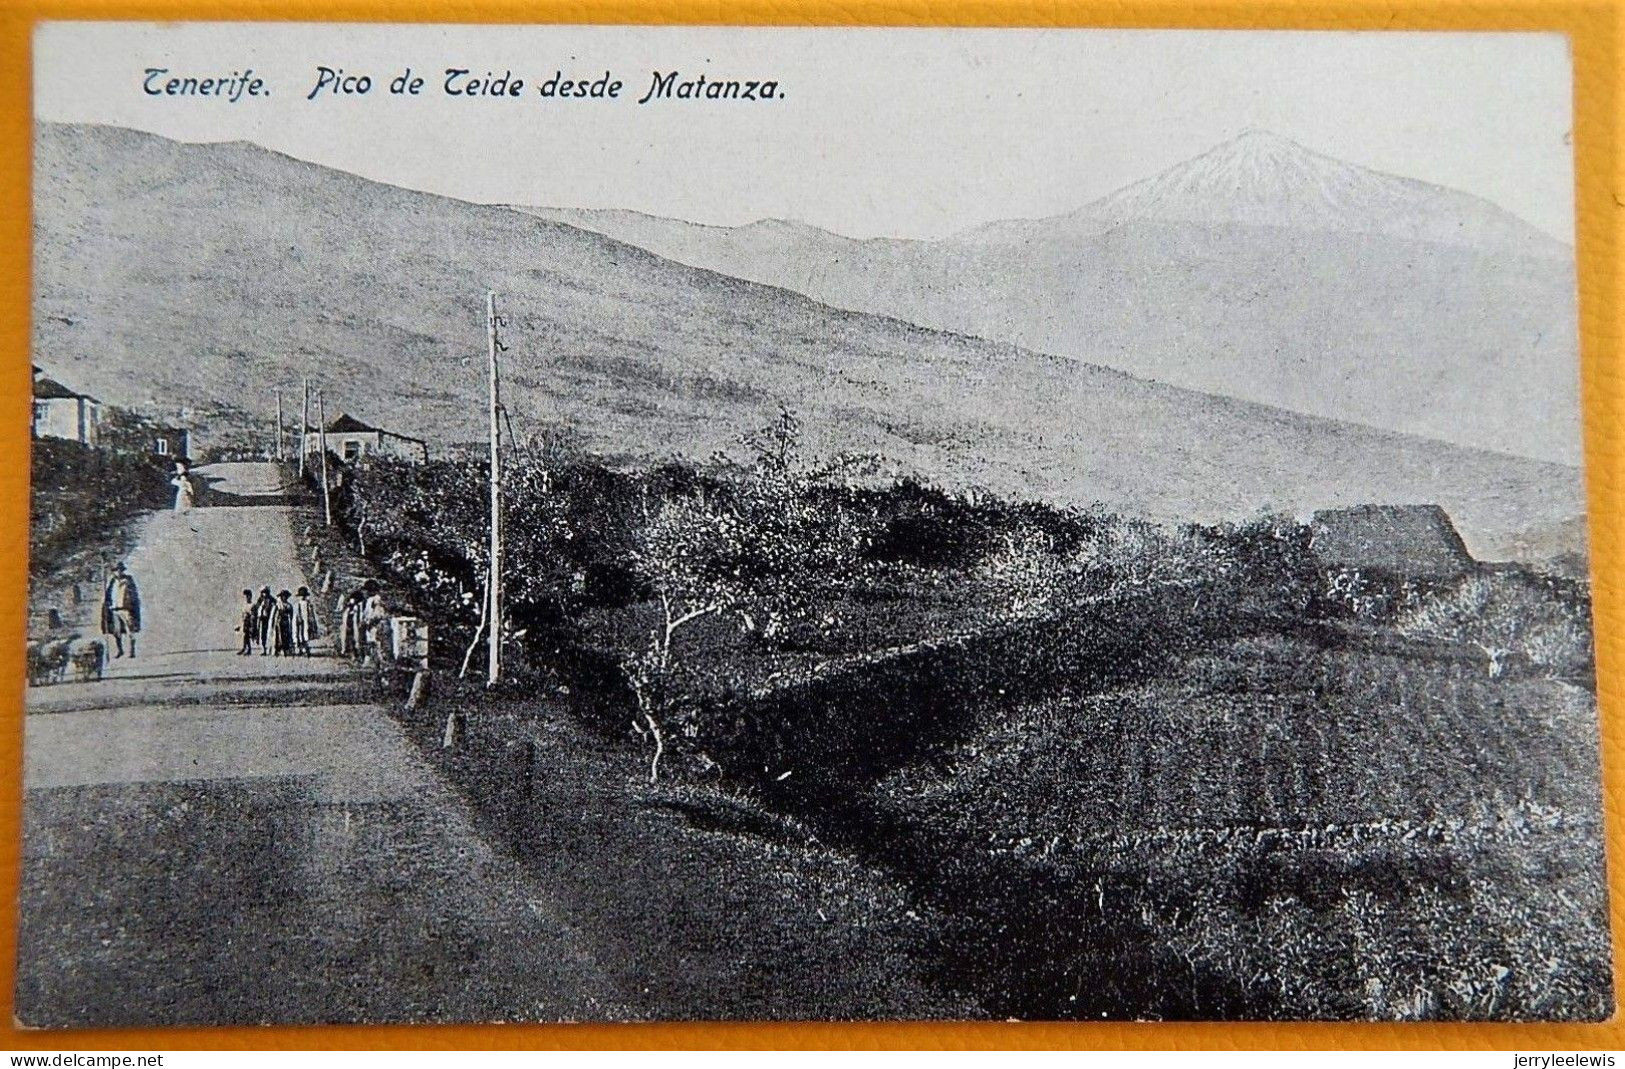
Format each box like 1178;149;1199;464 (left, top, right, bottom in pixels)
19;22;1609;1026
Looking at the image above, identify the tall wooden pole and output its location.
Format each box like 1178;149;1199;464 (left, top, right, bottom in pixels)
315;389;332;527
274;389;284;461
299;378;310;478
486;290;503;686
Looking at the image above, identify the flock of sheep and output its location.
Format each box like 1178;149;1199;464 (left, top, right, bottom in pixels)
27;634;105;686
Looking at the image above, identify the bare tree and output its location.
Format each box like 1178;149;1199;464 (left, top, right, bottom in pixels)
619;408;866;780
1397;572;1589;680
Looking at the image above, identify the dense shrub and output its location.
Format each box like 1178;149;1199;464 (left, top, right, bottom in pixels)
328;411;1375;777
1396;568;1593;681
320;447;645;673
30;438;172;577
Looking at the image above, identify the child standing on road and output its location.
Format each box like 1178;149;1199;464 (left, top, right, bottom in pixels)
237;589;254;655
337;587;366;662
292;587;319;656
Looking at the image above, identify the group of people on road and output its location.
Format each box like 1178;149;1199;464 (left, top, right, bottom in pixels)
83;462;401;668
335;579;389;664
238;585;321;657
235;579;390;662
93;563;391;666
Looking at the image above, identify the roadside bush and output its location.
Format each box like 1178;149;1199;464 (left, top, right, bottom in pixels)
326;448;645;678
30;438;172;577
1396;568;1593;681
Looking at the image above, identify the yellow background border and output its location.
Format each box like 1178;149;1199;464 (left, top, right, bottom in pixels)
0;0;1621;1051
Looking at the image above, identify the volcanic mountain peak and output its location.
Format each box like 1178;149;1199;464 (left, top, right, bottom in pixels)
957;129;1568;258
1088;130;1428;223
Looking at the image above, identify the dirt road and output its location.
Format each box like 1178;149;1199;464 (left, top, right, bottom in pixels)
18;463;618;1026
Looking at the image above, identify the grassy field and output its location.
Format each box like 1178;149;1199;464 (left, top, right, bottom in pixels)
855;619;1609;1020
571;566;1598;1018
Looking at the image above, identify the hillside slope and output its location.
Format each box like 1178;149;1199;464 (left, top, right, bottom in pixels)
34;123;1583;558
520;132;1581;465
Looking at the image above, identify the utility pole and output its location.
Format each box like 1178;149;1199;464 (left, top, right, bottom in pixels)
486;290;504;686
315;388;332;526
299;378;311;479
274;389;284;461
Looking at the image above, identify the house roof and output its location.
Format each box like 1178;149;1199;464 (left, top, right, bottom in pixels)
321;412;426;445
33;376;97;403
1309;504;1474;577
324;413;379;434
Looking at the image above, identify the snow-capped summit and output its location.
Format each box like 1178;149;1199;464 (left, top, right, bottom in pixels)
1090;130;1418;226
960;130;1568;258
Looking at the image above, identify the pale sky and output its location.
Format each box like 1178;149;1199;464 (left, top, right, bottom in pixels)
35;22;1576;241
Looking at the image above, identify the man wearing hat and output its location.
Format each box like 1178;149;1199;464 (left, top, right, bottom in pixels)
101;562;142;659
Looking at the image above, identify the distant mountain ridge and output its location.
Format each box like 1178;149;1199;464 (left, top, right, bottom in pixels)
516;130;1582;465
34;122;1583;560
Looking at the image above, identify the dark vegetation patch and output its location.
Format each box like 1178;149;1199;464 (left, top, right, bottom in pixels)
319;409;1608;1021
29;436;175;640
30;438;172;581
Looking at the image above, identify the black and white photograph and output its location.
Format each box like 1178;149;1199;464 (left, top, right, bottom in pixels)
19;22;1610;1026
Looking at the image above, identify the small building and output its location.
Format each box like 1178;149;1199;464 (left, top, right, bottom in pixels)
31;369;101;446
149;426;192;461
305;413;428;464
1308;504;1474;579
92;401;194;462
104;422;191;461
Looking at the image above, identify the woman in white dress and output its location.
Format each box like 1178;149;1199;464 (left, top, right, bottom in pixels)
171;462;196;512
